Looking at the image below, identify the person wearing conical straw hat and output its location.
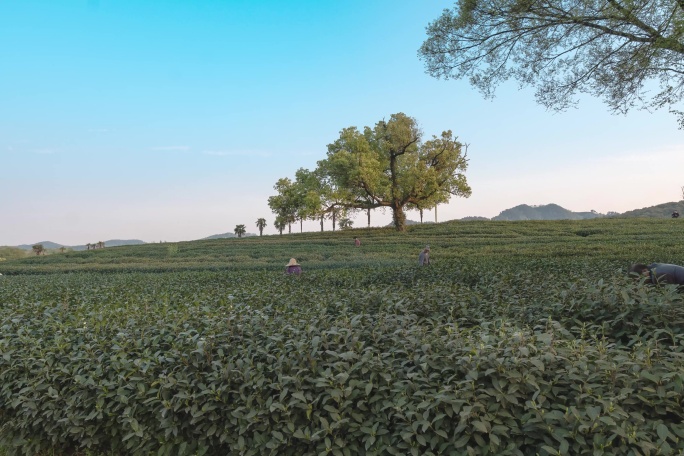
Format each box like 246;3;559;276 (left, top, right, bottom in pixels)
285;258;303;275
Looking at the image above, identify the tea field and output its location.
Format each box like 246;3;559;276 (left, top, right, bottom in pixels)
1;218;684;455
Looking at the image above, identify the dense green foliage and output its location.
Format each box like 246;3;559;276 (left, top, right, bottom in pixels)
0;247;27;262
419;0;684;126
1;218;684;455
269;113;471;232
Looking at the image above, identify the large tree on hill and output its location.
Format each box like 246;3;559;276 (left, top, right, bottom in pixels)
267;178;297;234
274;216;287;235
32;244;44;256
292;168;324;233
289;168;324;231
269;167;349;233
301;164;351;232
323;113;471;231
315;157;374;231
419;0;684;126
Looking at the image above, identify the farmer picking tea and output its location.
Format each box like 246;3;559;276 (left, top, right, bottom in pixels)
285;258;303;275
629;263;684;287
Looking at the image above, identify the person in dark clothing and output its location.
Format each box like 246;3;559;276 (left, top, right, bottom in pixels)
418;246;431;266
629;263;684;286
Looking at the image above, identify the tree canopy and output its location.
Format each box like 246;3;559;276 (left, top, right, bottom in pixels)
267;178;297;234
255;218;267;236
234;224;246;238
268;113;471;232
419;0;684;126
321;113;471;231
273;216;287;235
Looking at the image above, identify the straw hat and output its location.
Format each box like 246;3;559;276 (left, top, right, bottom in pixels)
286;258;300;267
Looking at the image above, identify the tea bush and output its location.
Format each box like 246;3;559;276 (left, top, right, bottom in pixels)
2;219;684;454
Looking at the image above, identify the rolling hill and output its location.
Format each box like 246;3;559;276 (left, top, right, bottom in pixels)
491;203;603;221
9;200;684;252
617;201;683;218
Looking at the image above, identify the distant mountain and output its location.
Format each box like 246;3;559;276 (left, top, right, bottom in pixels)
16;241;65;251
492;204;604;221
16;239;145;251
200;232;256;240
617;201;683;218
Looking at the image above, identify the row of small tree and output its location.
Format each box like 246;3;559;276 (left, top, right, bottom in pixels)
233;215;352;239
232;220;266;238
32;245;72;255
267;113;472;232
209;219;338;240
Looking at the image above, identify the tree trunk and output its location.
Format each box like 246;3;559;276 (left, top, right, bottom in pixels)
320;215;324;232
367;208;371;227
420;209;424;224
332;211;336;231
389;149;407;231
392;203;406;231
300;218;303;233
288;223;291;234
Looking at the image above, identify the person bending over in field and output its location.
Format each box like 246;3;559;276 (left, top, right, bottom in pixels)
418;246;430;266
285;258;303;275
629;263;684;287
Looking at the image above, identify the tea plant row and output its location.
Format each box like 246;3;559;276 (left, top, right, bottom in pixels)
1;259;684;454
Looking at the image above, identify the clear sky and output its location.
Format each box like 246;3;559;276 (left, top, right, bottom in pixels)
2;0;683;245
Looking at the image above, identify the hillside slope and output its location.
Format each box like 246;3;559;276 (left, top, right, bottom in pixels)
2;218;684;275
618;201;683;218
492;203;602;221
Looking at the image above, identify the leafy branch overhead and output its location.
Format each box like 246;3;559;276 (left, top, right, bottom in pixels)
268;113;471;232
419;0;684;126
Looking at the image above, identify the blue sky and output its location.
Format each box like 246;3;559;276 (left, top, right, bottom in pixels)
2;0;683;245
